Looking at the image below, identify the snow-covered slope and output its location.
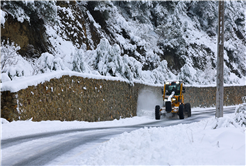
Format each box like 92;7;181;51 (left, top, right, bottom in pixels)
1;1;245;85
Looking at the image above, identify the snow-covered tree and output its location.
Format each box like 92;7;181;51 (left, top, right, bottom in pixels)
34;1;57;23
151;60;176;84
72;48;87;73
1;1;56;23
1;40;33;79
35;52;55;73
93;38;144;82
178;64;194;84
235;104;246;126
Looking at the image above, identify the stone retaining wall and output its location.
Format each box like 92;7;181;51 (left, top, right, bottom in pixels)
1;91;19;121
1;75;246;122
1;76;138;122
184;86;245;108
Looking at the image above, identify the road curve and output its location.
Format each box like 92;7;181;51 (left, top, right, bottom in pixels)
1;107;235;166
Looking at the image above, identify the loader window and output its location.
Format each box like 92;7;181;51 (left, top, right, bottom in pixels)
166;84;181;95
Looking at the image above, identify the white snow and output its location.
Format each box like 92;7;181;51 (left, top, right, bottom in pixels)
45;25;75;61
0;70;130;93
1;69;245;93
1;1;246;86
1;116;156;140
1;9;6;25
84;117;245;165
0;73;11;83
1;2;246;164
23;0;34;5
1;105;245;165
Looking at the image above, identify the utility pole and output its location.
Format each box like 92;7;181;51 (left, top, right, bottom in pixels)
216;1;225;118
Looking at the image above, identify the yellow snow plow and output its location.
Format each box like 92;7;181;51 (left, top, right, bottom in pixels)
155;81;191;120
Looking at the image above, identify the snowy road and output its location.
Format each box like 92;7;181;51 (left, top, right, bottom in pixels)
1;107;236;166
136;106;236;127
2;128;134;166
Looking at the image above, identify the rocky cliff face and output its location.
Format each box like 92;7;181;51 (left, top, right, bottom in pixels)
1;1;89;57
1;1;245;85
1;14;48;58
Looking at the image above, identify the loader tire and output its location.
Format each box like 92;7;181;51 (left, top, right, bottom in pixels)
185;103;191;117
165;101;171;113
179;104;184;119
155;105;160;120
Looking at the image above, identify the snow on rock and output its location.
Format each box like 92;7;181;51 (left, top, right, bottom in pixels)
1;9;6;25
0;70;131;93
1;118;10;124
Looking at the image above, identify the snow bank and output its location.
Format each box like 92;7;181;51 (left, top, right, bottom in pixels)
83;107;246;165
235;103;246;126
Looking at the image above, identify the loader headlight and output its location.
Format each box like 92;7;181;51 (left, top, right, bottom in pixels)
171;98;176;102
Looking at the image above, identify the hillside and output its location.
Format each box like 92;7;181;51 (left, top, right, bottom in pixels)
1;1;245;85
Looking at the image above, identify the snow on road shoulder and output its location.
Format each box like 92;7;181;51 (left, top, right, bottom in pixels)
0;116;156;140
82;106;246;165
0;105;241;140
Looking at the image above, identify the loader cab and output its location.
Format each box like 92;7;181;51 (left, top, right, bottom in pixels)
166;83;180;95
165;81;184;96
